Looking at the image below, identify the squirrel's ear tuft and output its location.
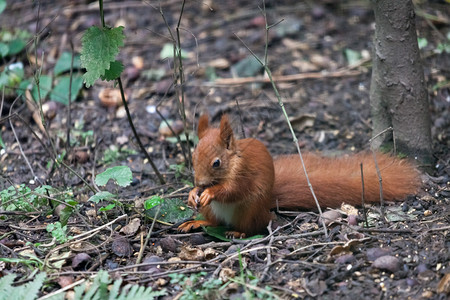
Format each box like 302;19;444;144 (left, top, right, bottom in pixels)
197;114;209;139
219;115;235;149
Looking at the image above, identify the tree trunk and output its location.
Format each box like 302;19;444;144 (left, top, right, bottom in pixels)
370;0;433;168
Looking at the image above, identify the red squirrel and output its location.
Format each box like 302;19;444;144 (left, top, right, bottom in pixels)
178;115;420;238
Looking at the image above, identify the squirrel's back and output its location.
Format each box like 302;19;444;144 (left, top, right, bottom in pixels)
272;152;420;209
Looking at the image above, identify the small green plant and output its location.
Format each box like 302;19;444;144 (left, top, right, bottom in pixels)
418;33;450;54
46;221;71;244
0;256;44;271
0;270;166;300
89;166;132;213
169;163;185;179
0;272;46;299
169;271;222;300
0;184;76;224
224;250;277;299
435;32;450;54
101;146;137;165
0;184;49;212
17;51;84;105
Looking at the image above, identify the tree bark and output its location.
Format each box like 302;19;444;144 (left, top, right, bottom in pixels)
370;0;433;168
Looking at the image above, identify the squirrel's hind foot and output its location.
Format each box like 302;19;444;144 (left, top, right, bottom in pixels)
178;220;215;232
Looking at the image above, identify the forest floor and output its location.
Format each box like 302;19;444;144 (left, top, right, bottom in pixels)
0;0;449;299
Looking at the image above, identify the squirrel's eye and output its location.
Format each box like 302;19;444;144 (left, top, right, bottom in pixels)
212;158;221;168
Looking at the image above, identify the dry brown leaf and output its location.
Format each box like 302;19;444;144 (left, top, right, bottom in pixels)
437;273;450;294
179;245;204;261
120;218;141;235
341;203;359;216
219;267;235;282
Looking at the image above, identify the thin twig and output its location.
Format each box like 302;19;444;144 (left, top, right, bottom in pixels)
213;69;363;85
360;162;369;228
159;0;193;170
37;279;86;300
135;205;161;266
8;97;41;184
116;77;166;184
66;39;75;153
261;220;274;282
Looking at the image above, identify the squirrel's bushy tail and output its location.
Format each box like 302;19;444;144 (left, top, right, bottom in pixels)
272;152;420;210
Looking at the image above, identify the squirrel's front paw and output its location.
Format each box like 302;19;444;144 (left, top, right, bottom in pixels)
188;187;202;208
198;188;214;207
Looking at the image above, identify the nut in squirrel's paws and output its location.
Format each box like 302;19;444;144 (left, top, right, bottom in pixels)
187;187;203;209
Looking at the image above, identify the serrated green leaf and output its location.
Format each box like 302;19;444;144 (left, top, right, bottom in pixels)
23;272;46;300
95;166;132;187
0;273;16;292
54;52;81;76
144;196;164;210
50;75;83;105
81;26;124;87
101;60;123;81
89;191;116;204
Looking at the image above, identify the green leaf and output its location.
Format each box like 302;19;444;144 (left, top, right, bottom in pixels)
54;52;81;76
23;273;47;300
0;0;6;15
0;257;41;268
0;272;47;300
50;75;84;105
230;55;262;78
0;62;24;91
344;48;361;65
203;225;264;242
435;42;450;54
31;75;52;101
417;37;428;49
98;203;115;212
142;68;166;81
89;191;116;204
95;166;132;187
159;43;188;60
81;26;125;87
8;38;26;55
144;196;164;210
101;60;123;81
145;197;193;223
0;274;16;292
58;205;74;227
0;42;8;57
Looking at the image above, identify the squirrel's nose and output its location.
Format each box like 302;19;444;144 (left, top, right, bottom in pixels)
195;178;212;188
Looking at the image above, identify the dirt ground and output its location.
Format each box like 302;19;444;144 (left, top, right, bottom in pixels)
0;0;449;299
